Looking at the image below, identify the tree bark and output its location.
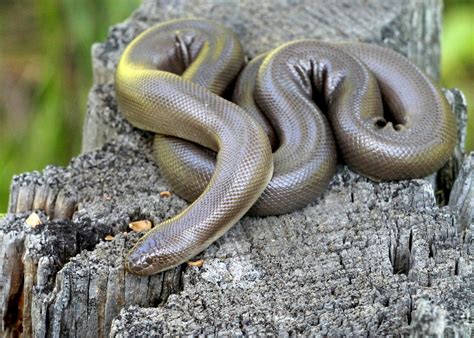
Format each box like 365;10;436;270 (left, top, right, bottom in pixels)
1;0;471;336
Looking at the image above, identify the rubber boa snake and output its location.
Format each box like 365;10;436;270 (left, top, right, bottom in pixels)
115;19;457;275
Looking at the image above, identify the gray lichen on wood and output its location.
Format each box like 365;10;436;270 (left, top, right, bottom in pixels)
0;0;472;337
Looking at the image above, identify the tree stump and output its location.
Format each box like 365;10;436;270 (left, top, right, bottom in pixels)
1;0;472;336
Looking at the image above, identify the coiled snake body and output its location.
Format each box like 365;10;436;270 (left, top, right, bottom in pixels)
115;19;457;275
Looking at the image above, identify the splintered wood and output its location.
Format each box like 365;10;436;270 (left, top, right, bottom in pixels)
187;259;204;267
25;212;42;228
159;191;172;198
129;220;153;232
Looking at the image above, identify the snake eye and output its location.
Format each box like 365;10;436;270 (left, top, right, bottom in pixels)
374;118;387;129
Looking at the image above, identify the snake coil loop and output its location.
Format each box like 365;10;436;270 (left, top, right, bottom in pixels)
115;19;457;275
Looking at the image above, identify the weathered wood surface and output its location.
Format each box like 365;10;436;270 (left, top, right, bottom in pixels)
1;0;472;336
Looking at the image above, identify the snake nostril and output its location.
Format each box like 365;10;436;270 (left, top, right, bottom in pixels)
394;124;403;131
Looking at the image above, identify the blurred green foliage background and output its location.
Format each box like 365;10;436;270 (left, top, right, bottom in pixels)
0;0;473;213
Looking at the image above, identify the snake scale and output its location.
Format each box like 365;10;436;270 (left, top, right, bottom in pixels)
115;19;457;275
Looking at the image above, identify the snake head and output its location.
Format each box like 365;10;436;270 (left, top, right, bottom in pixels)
125;225;192;275
125;234;166;276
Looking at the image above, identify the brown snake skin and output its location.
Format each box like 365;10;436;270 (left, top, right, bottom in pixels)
115;19;457;275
